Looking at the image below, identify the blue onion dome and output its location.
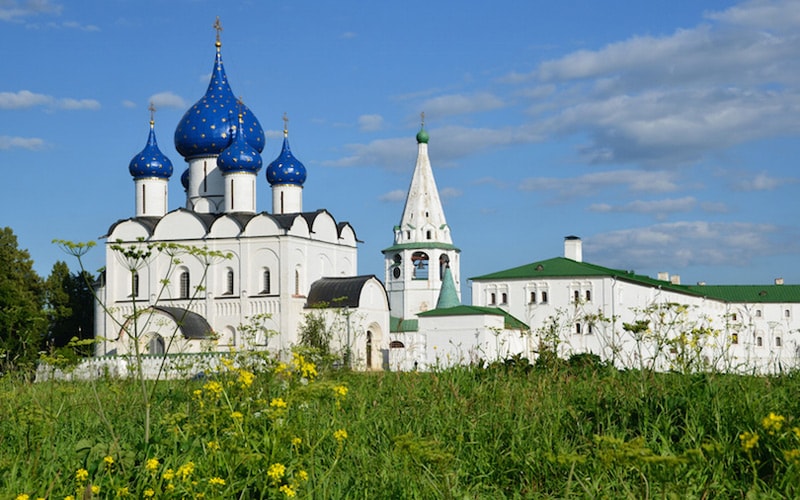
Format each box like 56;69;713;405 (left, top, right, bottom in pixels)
416;112;429;144
217;108;263;173
174;24;264;159
266;115;307;186
180;168;189;190
129;107;173;179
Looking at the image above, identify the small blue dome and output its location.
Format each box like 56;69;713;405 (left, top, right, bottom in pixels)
217;112;262;173
180;168;189;190
266;132;306;186
174;41;264;159
129;119;173;179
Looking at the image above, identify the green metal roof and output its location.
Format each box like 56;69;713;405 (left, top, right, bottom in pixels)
390;316;418;333
471;257;800;304
418;305;529;331
382;242;461;253
436;266;460;309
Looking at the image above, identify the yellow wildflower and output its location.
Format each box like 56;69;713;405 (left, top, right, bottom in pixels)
333;385;348;397
75;468;89;482
275;362;289;374
231;411;244;422
279;484;297;497
762;412;786;434
145;458;160;473
238;369;255;388
291;437;302;447
298;470;309;481
207;440;221;450
165;483;175;492
334;428;348;442
64;496;75;500
143;489;155;498
785;448;800;464
204;380;224;397
209;477;226;486
193;389;203;399
739;431;759;452
91;485;100;495
15;495;29;500
177;461;195;481
267;463;286;483
163;468;175;481
270;398;288;409
116;486;129;497
104;455;114;469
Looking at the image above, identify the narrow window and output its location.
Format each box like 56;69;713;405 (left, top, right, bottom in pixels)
230;179;234;210
280;191;285;213
776;337;783;347
731;333;739;345
226;269;234;295
757;336;763;347
180;271;190;299
426;230;432;240
575;323;581;334
541;291;548;303
262;269;271;294
203;161;208;192
585;290;591;302
490;293;496;305
131;271;139;297
588;324;593;335
756;310;762;317
501;293;508;304
142;184;146;213
366;331;373;369
529;291;536;304
574;290;580;303
295;269;300;295
405;231;410;239
732;313;738;321
786;309;791;318
149;335;165;355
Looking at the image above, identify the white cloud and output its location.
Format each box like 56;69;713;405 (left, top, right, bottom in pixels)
340;31;357;39
440;187;462;199
0;90;51;109
0;135;45;150
61;20;99;31
588;197;697;220
121;100;136;109
0;0;61;22
519;169;680;200
148;91;186;110
358;114;384;132
379;189;406;202
419;92;504;118
731;171;789;191
588;220;787;271
57;98;100;110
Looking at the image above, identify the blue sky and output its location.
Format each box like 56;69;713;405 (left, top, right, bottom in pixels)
2;0;799;293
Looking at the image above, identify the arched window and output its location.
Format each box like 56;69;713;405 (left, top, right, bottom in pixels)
366;331;373;369
411;251;429;280
757;336;763;347
756;310;762;317
226;269;234;295
490;293;496;305
575;323;581;335
585;290;592;302
501;293;508;304
776;337;783;347
541;291;548;303
439;254;450;278
180;271;190;299
295;269;301;295
149;334;165;355
390;340;405;348
262;269;271;294
529;291;536;304
574;290;580;302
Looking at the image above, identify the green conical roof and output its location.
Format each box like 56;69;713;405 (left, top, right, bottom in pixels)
435;266;460;309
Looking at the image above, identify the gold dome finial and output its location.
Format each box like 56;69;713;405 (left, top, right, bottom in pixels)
282;112;289;137
213;16;223;48
148;101;156;126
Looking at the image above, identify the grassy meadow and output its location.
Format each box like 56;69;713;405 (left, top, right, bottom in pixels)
3;354;800;499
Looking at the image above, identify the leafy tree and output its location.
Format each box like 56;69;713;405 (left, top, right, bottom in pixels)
44;260;94;354
0;227;46;371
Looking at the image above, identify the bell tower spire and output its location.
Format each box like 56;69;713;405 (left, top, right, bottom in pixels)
383;116;461;326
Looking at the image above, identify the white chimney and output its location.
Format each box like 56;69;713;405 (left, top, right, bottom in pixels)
670;275;681;285
657;272;669;281
564;236;582;262
775;277;784;285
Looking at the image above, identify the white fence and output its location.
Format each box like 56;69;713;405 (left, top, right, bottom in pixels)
36;352;230;382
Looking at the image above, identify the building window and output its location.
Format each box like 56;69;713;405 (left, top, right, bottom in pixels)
439;254;450;278
756;310;762;317
294;269;301;295
262;269;271;294
131;271;139;297
390;340;405;348
732;313;738;321
490;293;496;305
148;334;165;355
585;290;591;302
541;291;548;303
180;271;190;299
426;230;432;240
588;324;593;335
366;331;372;369
731;333;739;345
411;251;429;280
776;337;783;347
225;269;234;295
501;293;507;304
786;309;791;318
574;290;580;303
575;323;581;334
757;336;763;347
529;291;536;304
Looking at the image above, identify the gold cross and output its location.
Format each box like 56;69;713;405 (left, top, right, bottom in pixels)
148;102;156;125
213;16;223;45
283;112;289;136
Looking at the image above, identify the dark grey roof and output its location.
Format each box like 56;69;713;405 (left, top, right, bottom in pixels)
153;306;215;339
306;275;381;308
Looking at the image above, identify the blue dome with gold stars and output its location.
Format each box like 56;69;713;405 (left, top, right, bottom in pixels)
266;128;306;186
129;117;173;179
174;35;264;159
180;168;189;190
217;110;262;173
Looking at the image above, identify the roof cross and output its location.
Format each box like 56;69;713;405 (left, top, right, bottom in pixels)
213;16;223;46
283;112;289;137
148;102;156;125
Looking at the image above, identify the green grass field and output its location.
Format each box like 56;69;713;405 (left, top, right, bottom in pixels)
4;354;800;499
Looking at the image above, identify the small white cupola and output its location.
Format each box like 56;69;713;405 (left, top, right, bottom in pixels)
564;235;582;262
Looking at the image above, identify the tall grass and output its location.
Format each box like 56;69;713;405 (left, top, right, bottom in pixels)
3;359;800;498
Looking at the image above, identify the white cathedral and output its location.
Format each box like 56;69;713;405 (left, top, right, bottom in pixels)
93;23;800;375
